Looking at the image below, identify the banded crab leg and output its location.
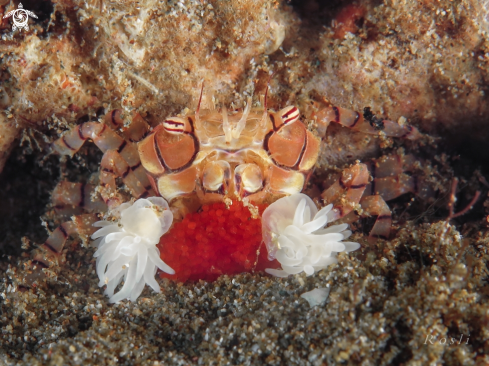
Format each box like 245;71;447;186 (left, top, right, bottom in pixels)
360;196;392;241
23;112;154;286
314;104;422;140
99;149;156;207
339;196;392;242
320;162;370;220
364;154;418;201
51;121;123;157
51;110;155;207
23;213;100;286
49;181;107;252
104;110;149;143
36;214;100;264
52;181;107;217
320;154;434;241
364;153;435;201
318;162;393;241
23;180;105;286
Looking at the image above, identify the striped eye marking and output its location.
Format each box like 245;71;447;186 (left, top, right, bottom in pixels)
280;106;300;125
163;117;186;134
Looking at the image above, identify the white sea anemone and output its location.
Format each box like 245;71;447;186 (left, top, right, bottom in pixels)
262;193;360;277
91;197;175;303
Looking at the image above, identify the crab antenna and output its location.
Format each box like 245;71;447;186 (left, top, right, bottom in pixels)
196;82;204;114
195;81;209;144
263;78;271;109
262;85;269;110
254;73;274;144
261;72;274;124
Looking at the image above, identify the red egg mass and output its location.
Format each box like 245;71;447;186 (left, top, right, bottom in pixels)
157;200;280;282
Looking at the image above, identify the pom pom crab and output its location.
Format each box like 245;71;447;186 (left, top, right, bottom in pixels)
22;87;425;293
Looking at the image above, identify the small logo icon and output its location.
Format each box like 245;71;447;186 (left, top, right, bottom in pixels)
3;3;38;32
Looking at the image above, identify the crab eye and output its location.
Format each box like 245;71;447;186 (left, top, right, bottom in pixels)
163;117;187;134
279;106;300;125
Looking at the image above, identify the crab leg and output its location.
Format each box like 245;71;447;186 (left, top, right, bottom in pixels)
52;120;149;184
52;111;150;183
319;162;394;240
34;183;105;268
33;181;106;269
31;213;100;268
365;174;417;201
366;154;416;178
51;122;125;156
315;106;421;140
52;110;151;155
341;195;392;241
320;162;369;221
39;221;77;261
104;110;150;143
23;181;105;286
100;150;155;207
23;112;156;286
23;214;100;287
53;121;152;203
52;112;155;205
363;153;428;201
52;181;107;217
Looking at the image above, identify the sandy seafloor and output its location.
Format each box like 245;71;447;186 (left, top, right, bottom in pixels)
2;214;489;366
2;0;489;365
